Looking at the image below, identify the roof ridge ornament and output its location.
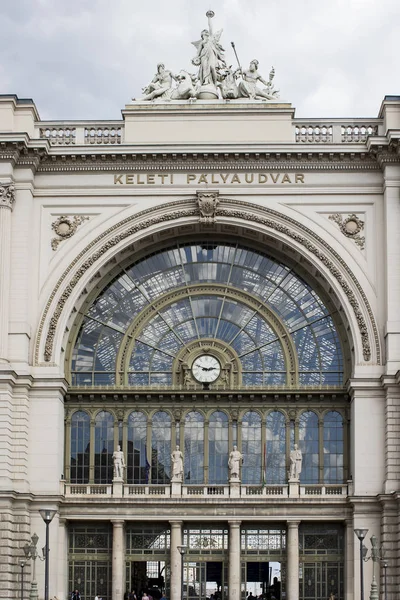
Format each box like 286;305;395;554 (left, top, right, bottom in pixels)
133;11;280;103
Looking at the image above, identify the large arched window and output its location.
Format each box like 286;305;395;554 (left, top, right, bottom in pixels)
184;411;205;484
299;411;319;483
242;411;262;484
266;410;286;484
323;411;344;483
71;243;345;388
151;411;171;484
94;411;114;484
209;411;229;484
70;410;90;484
127;411;148;484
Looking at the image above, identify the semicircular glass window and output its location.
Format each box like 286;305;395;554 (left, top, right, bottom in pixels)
71;243;344;387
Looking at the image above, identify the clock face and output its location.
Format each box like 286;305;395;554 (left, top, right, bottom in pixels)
191;354;221;383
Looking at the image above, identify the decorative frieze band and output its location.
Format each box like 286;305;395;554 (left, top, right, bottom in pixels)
37;198;379;365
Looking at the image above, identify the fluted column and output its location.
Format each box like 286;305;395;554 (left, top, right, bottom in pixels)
287;521;300;600
170;521;183;600
228;520;241;600
0;182;15;362
111;519;125;600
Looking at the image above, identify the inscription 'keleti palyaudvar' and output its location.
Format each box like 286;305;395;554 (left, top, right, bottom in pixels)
114;172;305;185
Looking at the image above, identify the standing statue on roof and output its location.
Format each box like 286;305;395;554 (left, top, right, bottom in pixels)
192;11;226;99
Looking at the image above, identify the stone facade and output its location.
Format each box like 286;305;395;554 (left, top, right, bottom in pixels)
0;93;400;600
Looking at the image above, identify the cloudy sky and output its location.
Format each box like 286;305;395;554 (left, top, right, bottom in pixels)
1;0;399;121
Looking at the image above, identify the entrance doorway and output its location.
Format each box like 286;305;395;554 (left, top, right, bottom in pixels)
242;561;282;600
184;560;228;600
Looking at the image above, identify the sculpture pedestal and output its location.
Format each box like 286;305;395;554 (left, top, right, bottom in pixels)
113;478;123;498
288;478;299;497
229;479;240;498
171;481;182;496
197;85;219;100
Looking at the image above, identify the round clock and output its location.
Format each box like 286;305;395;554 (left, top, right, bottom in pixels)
191;354;221;383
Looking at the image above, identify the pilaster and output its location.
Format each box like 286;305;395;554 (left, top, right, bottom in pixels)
0;182;15;362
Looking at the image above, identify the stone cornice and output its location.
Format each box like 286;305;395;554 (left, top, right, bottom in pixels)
65;389;349;402
0;136;49;170
36;149;380;173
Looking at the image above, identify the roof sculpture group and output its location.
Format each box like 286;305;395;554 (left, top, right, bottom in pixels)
134;11;279;102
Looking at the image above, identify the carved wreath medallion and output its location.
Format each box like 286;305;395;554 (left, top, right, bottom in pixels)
329;213;365;250
51;215;90;250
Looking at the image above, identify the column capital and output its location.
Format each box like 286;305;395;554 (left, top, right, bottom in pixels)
111;519;125;526
169;520;184;528
0;182;15;210
228;520;242;527
287;520;301;528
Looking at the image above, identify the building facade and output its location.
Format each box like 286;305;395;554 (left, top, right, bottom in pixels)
1;76;400;600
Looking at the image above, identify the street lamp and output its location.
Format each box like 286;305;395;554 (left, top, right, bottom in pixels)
20;560;26;600
39;509;57;600
177;545;188;600
24;532;44;600
354;528;368;600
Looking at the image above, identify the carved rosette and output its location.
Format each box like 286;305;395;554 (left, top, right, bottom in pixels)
0;183;16;210
196;191;219;224
51;215;90;250
329;213;365;250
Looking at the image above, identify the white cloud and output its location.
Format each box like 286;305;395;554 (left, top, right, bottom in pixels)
1;0;399;119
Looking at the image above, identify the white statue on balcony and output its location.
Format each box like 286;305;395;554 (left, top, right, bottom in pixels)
289;444;302;480
171;445;184;482
113;445;125;479
228;445;243;480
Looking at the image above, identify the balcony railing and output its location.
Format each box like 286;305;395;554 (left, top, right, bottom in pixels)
63;482;348;499
36;118;382;147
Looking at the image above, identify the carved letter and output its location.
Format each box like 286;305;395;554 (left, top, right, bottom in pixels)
126;175;134;184
295;174;305;183
282;174;292;183
147;174;155;184
220;173;229;184
187;174;196;183
198;174;208;184
212;174;219;184
270;174;280;184
159;174;168;184
231;174;241;184
137;174;145;184
245;174;254;184
258;174;267;183
114;174;124;184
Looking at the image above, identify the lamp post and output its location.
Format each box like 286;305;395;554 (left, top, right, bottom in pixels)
24;532;44;600
20;560;26;600
354;528;368;600
382;560;388;600
39;509;57;600
177;545;187;600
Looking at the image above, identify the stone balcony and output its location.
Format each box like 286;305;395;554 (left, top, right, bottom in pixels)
62;481;349;499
